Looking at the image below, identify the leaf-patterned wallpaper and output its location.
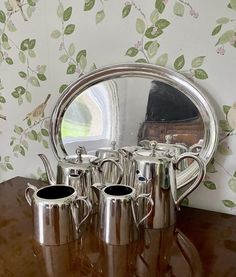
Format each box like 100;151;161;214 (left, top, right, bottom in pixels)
0;0;236;214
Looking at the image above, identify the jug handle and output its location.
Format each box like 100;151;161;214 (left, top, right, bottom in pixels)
173;153;206;210
72;197;92;232
99;158;124;184
25;183;38;206
132;193;154;228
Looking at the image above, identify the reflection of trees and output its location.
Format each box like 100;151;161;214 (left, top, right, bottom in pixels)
65;100;92;124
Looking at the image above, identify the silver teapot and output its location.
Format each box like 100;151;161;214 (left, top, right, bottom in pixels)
131;141;206;229
39;146;123;204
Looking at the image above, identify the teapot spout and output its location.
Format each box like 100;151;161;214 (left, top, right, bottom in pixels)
38;154;56;186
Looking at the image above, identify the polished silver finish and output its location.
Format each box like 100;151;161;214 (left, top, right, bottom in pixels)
132;152;206;229
92;183;154;245
50;63;218;186
25;183;92;245
38;150;123;205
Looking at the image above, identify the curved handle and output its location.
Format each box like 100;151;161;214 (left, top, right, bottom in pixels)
72;196;92;231
132;193;154;228
25;183;38;206
173;153;206;210
99;158;124;184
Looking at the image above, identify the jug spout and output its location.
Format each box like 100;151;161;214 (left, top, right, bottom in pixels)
38;154;56;186
91;183;105;201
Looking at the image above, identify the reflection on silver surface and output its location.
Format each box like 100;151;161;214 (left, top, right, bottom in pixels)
50;63;218;186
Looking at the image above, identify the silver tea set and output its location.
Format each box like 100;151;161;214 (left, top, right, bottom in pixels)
25;139;205;246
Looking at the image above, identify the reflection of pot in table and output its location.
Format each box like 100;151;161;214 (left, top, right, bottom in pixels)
138;81;204;147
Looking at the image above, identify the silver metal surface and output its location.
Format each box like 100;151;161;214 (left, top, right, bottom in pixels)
25;183;92;245
92;183;153;245
49;63;218;186
132;152;206;229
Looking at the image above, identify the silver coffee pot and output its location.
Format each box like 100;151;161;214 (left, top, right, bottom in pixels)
132;141;206;229
39;146;123;203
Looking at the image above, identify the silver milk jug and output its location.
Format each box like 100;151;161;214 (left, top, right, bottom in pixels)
92;183;154;245
25;183;92;245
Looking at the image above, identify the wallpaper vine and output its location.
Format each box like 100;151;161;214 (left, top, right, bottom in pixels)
0;0;236;215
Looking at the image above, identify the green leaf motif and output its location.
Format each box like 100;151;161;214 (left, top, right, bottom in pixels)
126;47;139;57
222;200;236;208
230;0;236;10
191;56;205;68
223;105;231;115
174;55;185;70
29;39;36;49
37;73;47;81
38;65;47;74
14;125;23;135
150;9;159;24
2;41;11;50
59;84;68;93
26;91;32;103
219;120;233;132
76;50;87;63
228;177;236;193
122;4;132;18
155;53;168;66
57;3;64;18
135;59;148;63
59;54;69;63
19;51;26;64
173;2;184;16
136;18;145;34
194;69;208;79
0;96;6;103
18;96;23;106
69;43;75;56
63;7;72;21
7;20;17;32
0;10;6;23
28;130;38;140
155;19;170;29
5;57;13;65
2;33;8;42
26;6;33;18
155;0;165;14
79;55;87;71
18;71;27;79
84;0;95;11
12;91;19;98
20;39;30;51
144;41;154;50
28;49;36;58
217;143;232;155
6;163;13;170
67;64;76;74
27;0;36;7
4;156;10;162
216;17;230;24
41;129;49;136
64;24;75;35
51;30;61;39
217;30;235;45
145;27;163;39
212;25;222;36
29;76;40;87
203;180;216;190
147;41;159;58
96;10;105;24
43;140;49;148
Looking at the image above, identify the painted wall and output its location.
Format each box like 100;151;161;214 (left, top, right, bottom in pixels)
0;0;236;214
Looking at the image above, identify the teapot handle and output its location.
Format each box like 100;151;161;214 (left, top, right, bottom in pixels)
25;183;38;206
132;193;154;228
99;158;124;184
173;153;206;210
72;196;92;232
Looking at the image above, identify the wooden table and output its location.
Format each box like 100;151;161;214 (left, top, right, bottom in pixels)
0;177;236;277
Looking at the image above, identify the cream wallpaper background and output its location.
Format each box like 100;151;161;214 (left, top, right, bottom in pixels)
0;0;236;214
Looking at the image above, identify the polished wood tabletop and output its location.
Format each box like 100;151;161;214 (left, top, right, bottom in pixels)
0;177;236;277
